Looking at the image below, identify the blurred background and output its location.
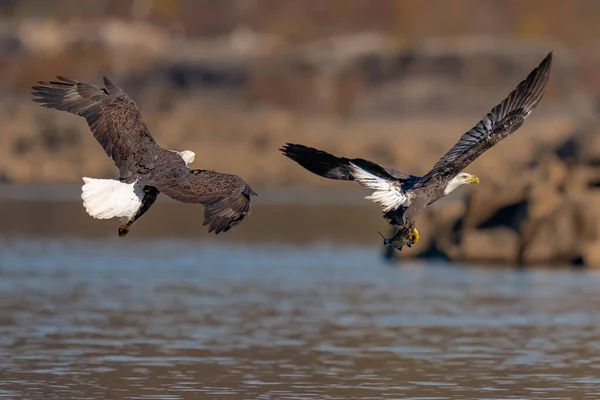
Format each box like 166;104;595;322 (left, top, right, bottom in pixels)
1;0;600;266
3;2;600;398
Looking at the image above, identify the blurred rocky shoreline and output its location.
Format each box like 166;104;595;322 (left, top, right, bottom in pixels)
401;125;600;267
2;14;600;267
0;21;587;184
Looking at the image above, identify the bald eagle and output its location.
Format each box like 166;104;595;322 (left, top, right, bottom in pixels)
32;76;257;236
282;52;552;251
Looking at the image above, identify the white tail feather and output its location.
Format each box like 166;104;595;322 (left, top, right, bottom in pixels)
81;177;143;220
349;163;406;212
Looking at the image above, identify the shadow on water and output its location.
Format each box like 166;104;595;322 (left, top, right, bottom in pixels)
1;185;600;399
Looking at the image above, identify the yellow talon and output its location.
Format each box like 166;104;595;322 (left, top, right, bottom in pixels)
408;227;420;245
118;225;130;237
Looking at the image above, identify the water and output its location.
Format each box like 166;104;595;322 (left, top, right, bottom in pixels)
1;238;600;399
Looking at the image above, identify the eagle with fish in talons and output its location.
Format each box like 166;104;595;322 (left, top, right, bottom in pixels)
281;52;552;252
32;76;257;237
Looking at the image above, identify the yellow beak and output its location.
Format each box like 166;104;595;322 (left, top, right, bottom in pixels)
466;175;480;184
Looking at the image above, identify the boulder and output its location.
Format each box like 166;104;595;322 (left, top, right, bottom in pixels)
567;165;600;193
519;197;583;266
526;153;568;190
582;240;600;268
523;184;563;222
461;183;527;231
427;201;467;260
553;125;600;166
459;227;519;265
437;182;597;267
527;191;600;266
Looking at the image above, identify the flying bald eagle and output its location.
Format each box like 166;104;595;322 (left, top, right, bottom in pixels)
32;76;257;236
282;52;552;251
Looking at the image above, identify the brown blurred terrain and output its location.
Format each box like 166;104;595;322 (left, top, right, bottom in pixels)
2;0;600;266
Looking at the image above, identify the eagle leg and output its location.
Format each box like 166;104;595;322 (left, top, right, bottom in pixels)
118;225;131;237
118;186;160;238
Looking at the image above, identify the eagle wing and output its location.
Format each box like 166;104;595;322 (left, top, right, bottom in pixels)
281;143;418;216
153;169;257;234
416;52;552;186
347;161;409;213
31;76;161;180
281;143;415;181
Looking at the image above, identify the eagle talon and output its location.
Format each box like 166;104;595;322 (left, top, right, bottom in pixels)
408;227;420;246
118;225;130;237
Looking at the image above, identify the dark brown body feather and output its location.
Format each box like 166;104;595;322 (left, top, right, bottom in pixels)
32;76;256;234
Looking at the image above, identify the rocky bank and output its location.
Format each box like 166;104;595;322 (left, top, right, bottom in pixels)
0;17;598;267
390;121;600;268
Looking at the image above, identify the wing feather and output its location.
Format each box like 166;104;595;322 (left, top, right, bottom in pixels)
31;76;160;179
349;162;406;212
155;169;257;234
281;143;414;181
419;52;552;184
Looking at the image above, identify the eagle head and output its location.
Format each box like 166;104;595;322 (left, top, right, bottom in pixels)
444;172;479;195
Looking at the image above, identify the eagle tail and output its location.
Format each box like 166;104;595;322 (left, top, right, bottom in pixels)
81;177;143;220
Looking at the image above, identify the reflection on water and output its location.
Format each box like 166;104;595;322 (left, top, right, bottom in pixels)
0;185;391;245
1;238;600;399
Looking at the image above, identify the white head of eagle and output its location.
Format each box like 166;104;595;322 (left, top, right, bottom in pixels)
443;172;480;195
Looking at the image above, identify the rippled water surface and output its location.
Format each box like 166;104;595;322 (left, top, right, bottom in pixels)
1;238;600;399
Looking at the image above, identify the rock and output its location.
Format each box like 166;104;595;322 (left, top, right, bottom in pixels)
582;240;600;268
461;183;527;231
526;153;568;190
519;196;583;266
460;227;519;265
427;201;467;261
518;190;600;266
524;184;563;222
570;191;600;232
441;183;596;267
553;125;600;166
567;166;600;193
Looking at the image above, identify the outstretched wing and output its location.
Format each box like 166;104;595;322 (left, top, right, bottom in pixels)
155;169;257;234
281;143;414;181
417;52;552;185
31;76;160;179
